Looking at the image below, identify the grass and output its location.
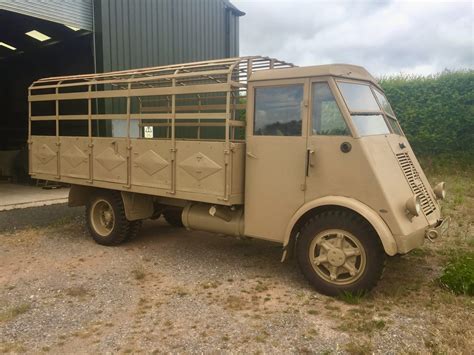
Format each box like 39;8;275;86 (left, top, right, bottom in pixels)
225;295;247;311
201;280;221;289
0;303;31;322
338;290;367;305
0;342;26;353
173;286;189;297
254;281;269;293
338;316;386;335
65;286;89;298
344;340;373;355
131;264;146;280
438;251;474;295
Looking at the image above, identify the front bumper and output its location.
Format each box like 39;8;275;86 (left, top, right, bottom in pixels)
425;217;450;241
395;217;449;254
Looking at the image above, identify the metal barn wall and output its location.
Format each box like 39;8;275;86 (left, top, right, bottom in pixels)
93;0;242;73
0;0;93;30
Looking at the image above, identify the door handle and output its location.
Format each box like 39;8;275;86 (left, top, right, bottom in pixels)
306;149;315;176
246;151;257;159
308;149;315;167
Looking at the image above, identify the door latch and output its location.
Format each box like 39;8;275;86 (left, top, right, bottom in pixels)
306;149;315;176
246;151;257;159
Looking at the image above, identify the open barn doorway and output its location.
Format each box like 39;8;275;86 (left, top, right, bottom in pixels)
0;10;94;184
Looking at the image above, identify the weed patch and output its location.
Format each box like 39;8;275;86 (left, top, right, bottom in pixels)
344;340;373;355
65;286;89;298
338;290;367;305
438;251;474;295
0;303;31;322
131;264;146;280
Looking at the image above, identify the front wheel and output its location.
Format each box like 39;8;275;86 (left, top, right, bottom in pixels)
296;210;386;296
86;191;130;246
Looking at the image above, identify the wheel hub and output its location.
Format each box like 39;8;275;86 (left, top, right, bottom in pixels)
102;211;113;225
90;199;115;237
309;229;367;285
327;248;346;267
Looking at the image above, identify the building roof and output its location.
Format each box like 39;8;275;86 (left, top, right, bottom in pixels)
222;0;245;16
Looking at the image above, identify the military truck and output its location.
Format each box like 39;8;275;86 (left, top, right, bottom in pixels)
28;56;447;295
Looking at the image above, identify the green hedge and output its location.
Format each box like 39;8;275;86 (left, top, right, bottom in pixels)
379;70;474;158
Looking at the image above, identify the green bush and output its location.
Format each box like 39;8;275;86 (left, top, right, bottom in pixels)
379;70;474;158
438;251;474;296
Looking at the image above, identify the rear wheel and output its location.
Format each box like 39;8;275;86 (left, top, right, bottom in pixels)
163;208;184;227
125;220;143;241
86;191;130;246
296;210;386;296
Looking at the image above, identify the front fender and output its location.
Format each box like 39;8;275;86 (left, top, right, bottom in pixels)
283;196;398;256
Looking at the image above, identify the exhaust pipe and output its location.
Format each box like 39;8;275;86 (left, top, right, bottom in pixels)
182;203;245;237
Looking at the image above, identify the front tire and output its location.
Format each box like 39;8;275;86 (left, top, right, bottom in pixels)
296;210;386;296
86;191;130;246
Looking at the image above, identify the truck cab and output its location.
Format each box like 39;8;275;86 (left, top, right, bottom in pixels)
28;57;447;296
242;64;447;294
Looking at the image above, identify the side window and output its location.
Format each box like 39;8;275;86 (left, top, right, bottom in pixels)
312;83;349;136
254;85;303;136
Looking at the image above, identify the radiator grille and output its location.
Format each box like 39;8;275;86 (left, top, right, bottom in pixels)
396;152;436;216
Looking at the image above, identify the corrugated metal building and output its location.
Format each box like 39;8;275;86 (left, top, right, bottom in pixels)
0;0;243;180
94;0;241;72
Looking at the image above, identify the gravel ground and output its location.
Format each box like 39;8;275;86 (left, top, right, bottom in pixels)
1;204;473;354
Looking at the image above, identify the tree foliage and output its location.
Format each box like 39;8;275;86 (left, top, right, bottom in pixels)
379;70;474;158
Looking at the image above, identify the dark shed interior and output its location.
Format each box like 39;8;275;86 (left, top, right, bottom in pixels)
0;0;242;181
0;10;94;179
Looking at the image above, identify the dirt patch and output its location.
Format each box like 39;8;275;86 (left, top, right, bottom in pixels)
1;171;473;354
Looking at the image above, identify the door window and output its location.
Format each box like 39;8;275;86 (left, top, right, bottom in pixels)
254;85;303;136
311;83;349;136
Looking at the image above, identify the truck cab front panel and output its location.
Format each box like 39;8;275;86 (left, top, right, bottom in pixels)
245;67;442;254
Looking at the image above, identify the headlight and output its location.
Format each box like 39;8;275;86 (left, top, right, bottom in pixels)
406;196;421;217
433;182;446;200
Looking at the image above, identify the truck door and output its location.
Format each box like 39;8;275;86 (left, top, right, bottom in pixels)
244;79;309;242
304;78;355;202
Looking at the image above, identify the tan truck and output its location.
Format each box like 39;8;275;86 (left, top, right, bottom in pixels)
28;56;448;295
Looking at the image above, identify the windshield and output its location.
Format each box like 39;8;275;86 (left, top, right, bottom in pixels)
337;81;403;136
338;82;380;112
373;89;395;116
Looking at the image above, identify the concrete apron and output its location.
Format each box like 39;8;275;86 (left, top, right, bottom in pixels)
0;183;69;211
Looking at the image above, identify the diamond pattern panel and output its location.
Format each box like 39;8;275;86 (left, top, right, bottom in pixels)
179;152;222;181
95;147;126;171
36;144;56;164
135;150;169;176
63;145;88;168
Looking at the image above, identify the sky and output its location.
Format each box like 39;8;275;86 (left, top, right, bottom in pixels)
232;0;474;76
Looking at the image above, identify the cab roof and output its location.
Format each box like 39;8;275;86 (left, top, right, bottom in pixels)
249;64;381;89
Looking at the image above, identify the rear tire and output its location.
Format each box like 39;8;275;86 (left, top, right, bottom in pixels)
86;191;130;246
163;208;184;227
125;220;143;241
296;210;386;296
